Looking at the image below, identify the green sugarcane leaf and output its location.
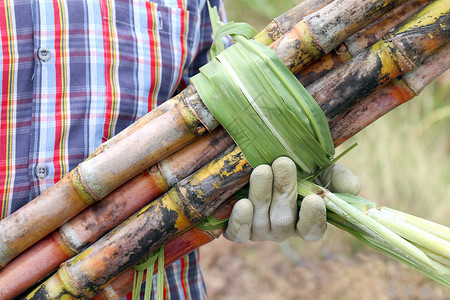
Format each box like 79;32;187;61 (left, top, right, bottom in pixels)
218;42;332;167
235;37;334;155
157;246;165;300
193;60;274;167
214;22;258;43
194;39;334;178
196;215;229;231
207;1;224;57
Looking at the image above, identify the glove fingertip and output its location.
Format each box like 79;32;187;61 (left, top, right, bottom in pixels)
224;199;253;243
297;195;327;242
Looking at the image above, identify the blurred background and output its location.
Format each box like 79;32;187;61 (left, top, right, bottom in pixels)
200;1;450;299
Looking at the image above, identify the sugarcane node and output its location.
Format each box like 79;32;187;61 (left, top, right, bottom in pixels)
182;91;219;134
147;164;171;193
265;21;279;36
54;229;80;258
271;20;324;73
402;42;450;95
177;97;208;136
70;167;101;203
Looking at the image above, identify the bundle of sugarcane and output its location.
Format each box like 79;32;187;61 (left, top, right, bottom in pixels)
88;41;450;300
0;0;449;298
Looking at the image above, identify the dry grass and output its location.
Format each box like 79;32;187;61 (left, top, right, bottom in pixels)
201;1;450;298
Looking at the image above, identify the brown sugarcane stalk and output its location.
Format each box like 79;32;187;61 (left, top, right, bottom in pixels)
271;0;411;73
93;43;450;299
296;0;431;86
0;0;446;286
91;200;237;300
330;41;450;146
255;0;335;44
0;128;233;300
308;0;449;120
0;0;409;269
26;145;252;299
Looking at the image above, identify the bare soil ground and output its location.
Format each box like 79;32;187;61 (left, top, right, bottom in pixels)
201;227;450;300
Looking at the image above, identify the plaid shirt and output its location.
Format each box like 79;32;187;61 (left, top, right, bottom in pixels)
0;0;226;298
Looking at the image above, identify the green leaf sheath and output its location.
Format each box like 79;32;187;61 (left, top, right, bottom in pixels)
192;39;334;178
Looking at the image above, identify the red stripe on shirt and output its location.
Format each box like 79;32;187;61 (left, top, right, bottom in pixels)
180;256;189;299
101;0;115;142
52;0;66;183
0;1;14;219
145;1;157;111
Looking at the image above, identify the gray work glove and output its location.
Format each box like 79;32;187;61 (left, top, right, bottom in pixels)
224;158;360;243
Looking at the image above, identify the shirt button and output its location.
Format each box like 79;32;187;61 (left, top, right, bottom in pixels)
38;48;51;61
35;163;49;179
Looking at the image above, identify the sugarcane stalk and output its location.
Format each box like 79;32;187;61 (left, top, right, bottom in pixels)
0;128;233;300
255;0;335;44
309;0;449;119
1;0;416;269
345;0;431;55
271;0;411;73
330;42;450;146
91;200;236;300
26;145;252;299
296;0;430;86
89;86;196;158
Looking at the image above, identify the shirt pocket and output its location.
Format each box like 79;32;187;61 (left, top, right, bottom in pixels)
99;0;201;136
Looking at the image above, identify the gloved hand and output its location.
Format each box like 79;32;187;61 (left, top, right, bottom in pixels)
224;157;360;243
